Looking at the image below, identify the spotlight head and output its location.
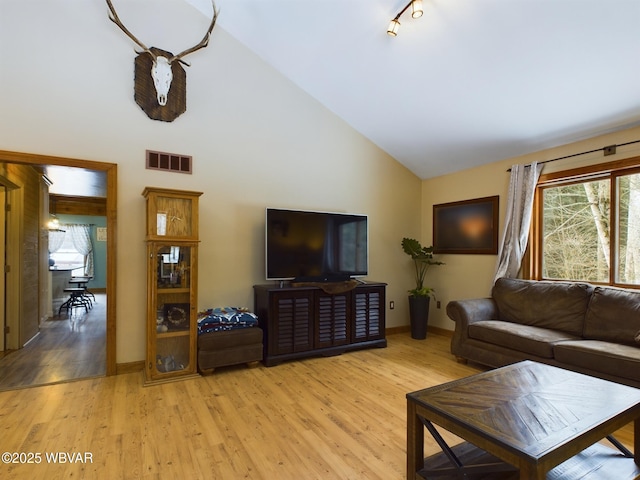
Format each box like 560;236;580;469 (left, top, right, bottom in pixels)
387;18;400;36
411;0;423;18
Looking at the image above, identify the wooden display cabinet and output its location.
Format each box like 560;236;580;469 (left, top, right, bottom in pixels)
143;188;202;385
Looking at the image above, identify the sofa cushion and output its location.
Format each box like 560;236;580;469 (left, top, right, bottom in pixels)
468;320;580;359
492;278;591;336
554;340;640;383
583;287;640;346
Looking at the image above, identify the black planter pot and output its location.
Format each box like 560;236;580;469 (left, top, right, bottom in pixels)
408;295;430;340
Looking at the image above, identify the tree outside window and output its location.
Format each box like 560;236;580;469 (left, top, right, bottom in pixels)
535;162;640;287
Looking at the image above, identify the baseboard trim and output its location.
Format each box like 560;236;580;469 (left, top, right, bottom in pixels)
386;325;453;337
386;325;410;335
116;361;144;375
429;326;453;337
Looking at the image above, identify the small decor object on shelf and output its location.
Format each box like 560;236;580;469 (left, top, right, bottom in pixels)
401;237;444;340
164;303;190;330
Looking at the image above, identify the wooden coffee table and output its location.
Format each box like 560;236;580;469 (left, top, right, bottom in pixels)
407;360;640;479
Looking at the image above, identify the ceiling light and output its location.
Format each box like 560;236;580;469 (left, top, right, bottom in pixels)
47;195;66;232
387;0;424;36
411;0;423;18
387;18;401;36
47;215;60;230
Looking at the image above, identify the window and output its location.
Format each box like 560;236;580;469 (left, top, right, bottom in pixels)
50;230;84;273
533;157;640;287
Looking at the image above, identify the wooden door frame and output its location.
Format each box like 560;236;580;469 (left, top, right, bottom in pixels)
0;150;117;376
0;187;5;352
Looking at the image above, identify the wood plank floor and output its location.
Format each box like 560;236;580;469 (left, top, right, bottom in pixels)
0;294;106;391
0;332;634;479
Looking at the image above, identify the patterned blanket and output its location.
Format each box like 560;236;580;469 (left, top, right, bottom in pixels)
197;307;259;334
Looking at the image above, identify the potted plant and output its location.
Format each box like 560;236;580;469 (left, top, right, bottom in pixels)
401;237;444;339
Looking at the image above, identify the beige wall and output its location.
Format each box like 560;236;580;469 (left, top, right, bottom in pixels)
422;125;640;331
0;1;422;363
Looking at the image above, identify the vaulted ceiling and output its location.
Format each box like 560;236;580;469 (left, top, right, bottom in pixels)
34;0;640;196
198;0;640;179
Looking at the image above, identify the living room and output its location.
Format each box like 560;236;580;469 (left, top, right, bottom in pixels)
1;1;639;477
1;0;637;372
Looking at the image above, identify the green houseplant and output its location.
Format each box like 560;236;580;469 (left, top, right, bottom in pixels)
401;238;444;339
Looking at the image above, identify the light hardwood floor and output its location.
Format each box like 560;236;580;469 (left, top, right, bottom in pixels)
0;332;634;479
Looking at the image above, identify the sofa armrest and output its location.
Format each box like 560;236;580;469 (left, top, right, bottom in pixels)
446;298;498;359
446;298;497;326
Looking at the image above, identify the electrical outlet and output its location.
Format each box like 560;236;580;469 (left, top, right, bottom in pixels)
436;301;441;309
389;301;395;310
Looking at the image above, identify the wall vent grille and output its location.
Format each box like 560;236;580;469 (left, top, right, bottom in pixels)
146;150;192;174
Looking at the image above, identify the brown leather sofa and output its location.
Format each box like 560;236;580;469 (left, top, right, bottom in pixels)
447;277;640;388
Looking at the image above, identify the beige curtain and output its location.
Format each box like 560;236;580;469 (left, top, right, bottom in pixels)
68;224;94;277
48;229;66;254
494;162;543;281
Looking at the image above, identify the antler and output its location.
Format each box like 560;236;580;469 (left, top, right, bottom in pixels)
106;0;155;59
169;0;219;66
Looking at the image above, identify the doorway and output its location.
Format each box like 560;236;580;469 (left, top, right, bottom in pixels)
0;150;117;386
0;186;5;353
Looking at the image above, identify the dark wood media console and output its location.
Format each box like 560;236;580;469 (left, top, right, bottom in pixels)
254;282;387;367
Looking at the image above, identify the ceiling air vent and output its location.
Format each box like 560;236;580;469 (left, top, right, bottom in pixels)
146;150;192;174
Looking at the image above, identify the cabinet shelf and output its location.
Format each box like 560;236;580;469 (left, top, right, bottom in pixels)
156;330;190;339
157;287;190;294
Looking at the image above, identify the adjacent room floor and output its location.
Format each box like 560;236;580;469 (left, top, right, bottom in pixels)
0;293;106;391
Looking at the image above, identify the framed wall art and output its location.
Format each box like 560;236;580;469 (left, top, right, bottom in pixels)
433;195;499;254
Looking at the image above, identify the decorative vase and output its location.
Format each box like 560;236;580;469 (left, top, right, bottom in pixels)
408;295;430;340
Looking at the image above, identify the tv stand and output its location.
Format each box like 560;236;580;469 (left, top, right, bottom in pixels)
292;274;352;283
254;282;387;366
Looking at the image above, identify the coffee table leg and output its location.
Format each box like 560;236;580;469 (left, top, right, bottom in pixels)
519;462;546;480
407;400;423;480
635;417;639;466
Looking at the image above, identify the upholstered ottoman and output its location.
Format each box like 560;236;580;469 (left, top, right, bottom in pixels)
197;307;263;373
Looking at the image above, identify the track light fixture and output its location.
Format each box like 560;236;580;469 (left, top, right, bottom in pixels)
387;0;423;36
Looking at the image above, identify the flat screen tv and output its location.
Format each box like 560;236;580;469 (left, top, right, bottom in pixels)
265;208;368;282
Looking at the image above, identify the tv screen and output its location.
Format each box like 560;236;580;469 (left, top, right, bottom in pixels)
265;208;368;282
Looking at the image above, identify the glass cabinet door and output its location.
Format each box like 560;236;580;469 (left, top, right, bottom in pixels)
147;243;197;380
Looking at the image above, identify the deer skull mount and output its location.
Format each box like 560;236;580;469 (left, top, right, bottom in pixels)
151;56;173;107
106;0;218;122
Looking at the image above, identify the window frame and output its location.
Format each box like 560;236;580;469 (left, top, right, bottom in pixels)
530;155;640;289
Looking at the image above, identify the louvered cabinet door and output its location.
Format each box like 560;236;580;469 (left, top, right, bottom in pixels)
254;283;386;366
270;290;314;355
352;286;385;343
315;292;350;349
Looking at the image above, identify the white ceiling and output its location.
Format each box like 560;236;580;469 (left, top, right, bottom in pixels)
164;1;640;179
